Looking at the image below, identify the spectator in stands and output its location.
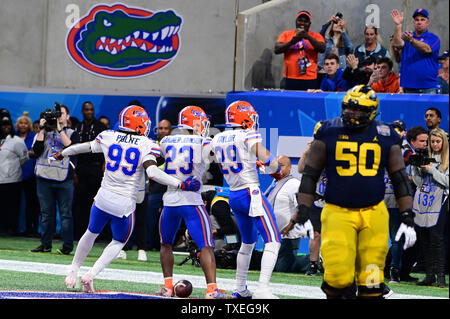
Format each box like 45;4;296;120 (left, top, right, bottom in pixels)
72;102;106;241
15;112;40;236
32;120;40;134
99;115;110;129
0;109;29;236
437;50;449;94
424;107;443;133
343;54;376;86
354;25;390;68
318;13;353;71
369;57;400;93
312;53;350;92
274;10;326;90
264;155;310;274
391;8;440;94
412;128;448;288
30;105;80;254
146;119;172;250
389;34;402;65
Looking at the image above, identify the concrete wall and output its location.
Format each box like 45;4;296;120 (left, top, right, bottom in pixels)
0;0;448;94
0;0;262;94
235;0;449;90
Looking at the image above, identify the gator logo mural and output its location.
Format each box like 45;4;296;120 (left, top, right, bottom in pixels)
66;3;182;78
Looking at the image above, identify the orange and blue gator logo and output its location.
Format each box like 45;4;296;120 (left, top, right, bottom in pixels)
66;3;182;78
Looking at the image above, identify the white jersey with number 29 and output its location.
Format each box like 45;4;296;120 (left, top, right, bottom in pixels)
211;129;262;191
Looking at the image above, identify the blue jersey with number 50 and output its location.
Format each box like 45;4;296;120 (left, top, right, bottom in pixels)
90;130;160;203
314;118;401;208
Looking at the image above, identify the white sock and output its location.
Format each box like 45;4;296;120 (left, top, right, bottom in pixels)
69;230;98;274
88;240;125;278
258;241;280;289
236;242;255;291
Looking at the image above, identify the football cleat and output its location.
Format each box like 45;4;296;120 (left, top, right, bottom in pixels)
225;100;259;130
205;289;235;299
252;287;279;299
116;250;127;260
118;105;151;137
137;249;147;261
64;271;77;289
178;105;210;137
232;288;253;299
341;85;379;129
157;287;174;297
80;273;94;293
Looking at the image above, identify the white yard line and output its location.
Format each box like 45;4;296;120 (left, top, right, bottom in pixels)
0;259;445;299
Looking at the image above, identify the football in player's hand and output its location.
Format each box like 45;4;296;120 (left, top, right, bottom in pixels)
174;280;193;298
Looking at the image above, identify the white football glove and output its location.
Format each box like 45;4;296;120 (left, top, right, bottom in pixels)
395;222;417;250
293;220;314;240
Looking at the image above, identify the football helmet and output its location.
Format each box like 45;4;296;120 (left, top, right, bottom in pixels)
178;105;210;137
118;105;151;137
341;85;379;129
225;100;259;130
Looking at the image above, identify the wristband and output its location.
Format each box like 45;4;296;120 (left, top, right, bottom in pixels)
400;209;415;227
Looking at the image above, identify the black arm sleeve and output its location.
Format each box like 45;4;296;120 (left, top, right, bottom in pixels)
32;140;45;158
389;168;413;199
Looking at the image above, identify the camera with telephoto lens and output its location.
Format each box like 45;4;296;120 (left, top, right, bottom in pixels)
40;102;62;132
335;12;343;19
408;148;436;166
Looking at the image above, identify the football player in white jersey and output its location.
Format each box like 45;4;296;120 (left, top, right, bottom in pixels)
210;100;282;299
158;105;231;299
52;105;201;293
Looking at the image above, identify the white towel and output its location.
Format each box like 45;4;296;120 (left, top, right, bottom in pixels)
248;185;265;217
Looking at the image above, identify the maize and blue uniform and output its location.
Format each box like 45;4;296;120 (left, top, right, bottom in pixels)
314;118;401;289
158;134;214;249
87;130;161;243
210;129;281;245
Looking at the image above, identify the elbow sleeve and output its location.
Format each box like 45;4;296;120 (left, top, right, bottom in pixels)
389;168;413;199
299;165;322;195
145;165;180;188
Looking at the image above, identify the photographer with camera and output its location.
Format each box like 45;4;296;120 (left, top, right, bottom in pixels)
30;103;80;255
411;128;449;288
0;108;29;236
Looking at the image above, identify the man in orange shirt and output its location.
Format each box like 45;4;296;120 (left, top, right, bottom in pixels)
370;57;400;93
275;11;326;90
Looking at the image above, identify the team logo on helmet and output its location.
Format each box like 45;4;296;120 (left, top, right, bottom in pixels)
225;100;259;130
341;85;379;129
66;4;182;79
119;105;151;136
178;105;210;137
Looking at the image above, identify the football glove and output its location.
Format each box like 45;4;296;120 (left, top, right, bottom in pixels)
395;209;417;250
256;160;266;174
47;151;64;164
180;176;201;192
293;220;314;239
294;204;315;239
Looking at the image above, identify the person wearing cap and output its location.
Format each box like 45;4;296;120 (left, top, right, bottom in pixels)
391;8;440;94
0;109;29;236
354;25;391;69
343;54;376;86
369;57;400;93
437;50;449;94
274;10;326;91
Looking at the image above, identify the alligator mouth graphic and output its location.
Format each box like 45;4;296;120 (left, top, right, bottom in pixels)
95;26;180;56
66;4;183;77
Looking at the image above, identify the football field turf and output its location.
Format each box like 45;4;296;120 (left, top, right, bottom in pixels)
0;236;448;299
